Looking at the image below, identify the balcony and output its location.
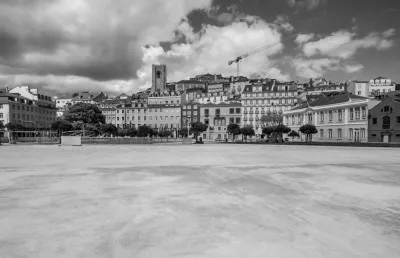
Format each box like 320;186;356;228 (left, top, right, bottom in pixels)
382;124;390;130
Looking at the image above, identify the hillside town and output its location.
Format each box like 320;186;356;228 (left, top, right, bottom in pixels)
1;64;400;143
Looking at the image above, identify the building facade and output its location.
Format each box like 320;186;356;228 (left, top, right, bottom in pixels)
199;101;242;141
175;80;206;92
347;81;369;98
152;64;167;92
241;80;298;136
71;92;107;105
368;96;400;143
181;103;200;130
283;92;379;142
0;92;56;129
369;77;396;96
147;91;181;105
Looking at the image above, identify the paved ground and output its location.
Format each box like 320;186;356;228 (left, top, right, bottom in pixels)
0;144;400;257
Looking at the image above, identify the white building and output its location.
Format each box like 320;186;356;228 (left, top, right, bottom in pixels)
369;77;396;96
283;92;380;142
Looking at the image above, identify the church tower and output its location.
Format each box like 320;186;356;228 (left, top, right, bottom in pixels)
151;64;167;93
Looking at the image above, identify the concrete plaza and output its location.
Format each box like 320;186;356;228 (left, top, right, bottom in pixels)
0;144;400;257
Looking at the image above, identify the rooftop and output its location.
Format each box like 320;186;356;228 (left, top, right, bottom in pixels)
290;92;367;110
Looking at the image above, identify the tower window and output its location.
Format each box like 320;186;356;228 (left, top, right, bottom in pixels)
156;71;161;78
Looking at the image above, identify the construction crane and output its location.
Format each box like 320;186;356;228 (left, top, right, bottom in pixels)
228;34;297;77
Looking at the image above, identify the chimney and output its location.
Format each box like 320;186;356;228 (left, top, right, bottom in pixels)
5;85;9;92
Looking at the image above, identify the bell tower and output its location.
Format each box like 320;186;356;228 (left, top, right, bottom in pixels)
152;64;167;93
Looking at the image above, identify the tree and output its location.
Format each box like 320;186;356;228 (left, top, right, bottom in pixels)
5;122;25;141
126;127;137;137
137;125;152;137
179;128;188;137
288;130;300;139
240;125;255;142
299;124;318;143
85;124;101;136
262;126;275;140
0;121;4;130
118;129;128;137
51;120;73;137
101;123;118;137
227;123;241;142
260;112;283;127
158;130;172;138
64;103;105;125
274;124;291;142
190;122;208;139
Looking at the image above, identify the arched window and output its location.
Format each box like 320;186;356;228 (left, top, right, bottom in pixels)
382;116;391;126
156;71;161;78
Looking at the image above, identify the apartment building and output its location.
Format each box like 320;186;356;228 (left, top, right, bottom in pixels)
283;92;380;142
241;80;298;136
181;102;200;130
369;77;396;96
368;94;400;143
200;101;242;141
0;92;56;129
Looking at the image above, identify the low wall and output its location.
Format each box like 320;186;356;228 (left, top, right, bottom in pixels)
182;138;192;145
16;137;59;143
230;141;400;148
0;137;9;143
81;137;152;144
61;136;82;146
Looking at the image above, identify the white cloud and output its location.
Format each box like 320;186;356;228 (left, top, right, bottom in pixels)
295;33;315;45
133;16;290;89
344;64;363;73
302;29;395;59
287;0;326;11
274;15;294;33
382;28;395;38
292;58;340;78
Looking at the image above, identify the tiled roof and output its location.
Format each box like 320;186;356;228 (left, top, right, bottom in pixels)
290;92;367;110
374;76;388;80
201;101;242;107
176;80;206;84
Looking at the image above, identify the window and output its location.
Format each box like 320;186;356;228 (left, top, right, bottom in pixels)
320;129;324;138
0;113;2;118
205;119;209;125
372;118;377;124
383;106;390;112
328;129;333;139
362;108;366;119
205;109;209;116
355;108;360;119
236;108;240;113
338;129;342;139
382;116;390;129
236;117;240;124
320;112;324;122
349;128;353;139
308;113;313;123
329;111;333;122
229;117;234;124
396;116;400;123
350;108;354;120
361;128;366;139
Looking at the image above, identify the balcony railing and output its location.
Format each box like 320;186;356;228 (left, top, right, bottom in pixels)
382;124;390;129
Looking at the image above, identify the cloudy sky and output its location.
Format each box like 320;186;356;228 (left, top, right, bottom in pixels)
0;0;399;97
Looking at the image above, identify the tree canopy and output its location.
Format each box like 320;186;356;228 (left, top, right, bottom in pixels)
260;112;283;127
158;130;172;138
190;122;208;138
5;122;24;131
51;120;73;135
240;125;255;141
299;124;318;143
0;121;4;130
64;103;105;125
288;130;300;138
126;127;137;137
227;123;241;142
179;128;188;137
137;125;153;137
101;123;118;136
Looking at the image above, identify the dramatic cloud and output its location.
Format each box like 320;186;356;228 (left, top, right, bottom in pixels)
274;15;294;33
302;29;396;59
292;58;340;78
295;33;315;45
287;0;327;11
0;0;212;95
344;64;364;73
135;16;290;90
